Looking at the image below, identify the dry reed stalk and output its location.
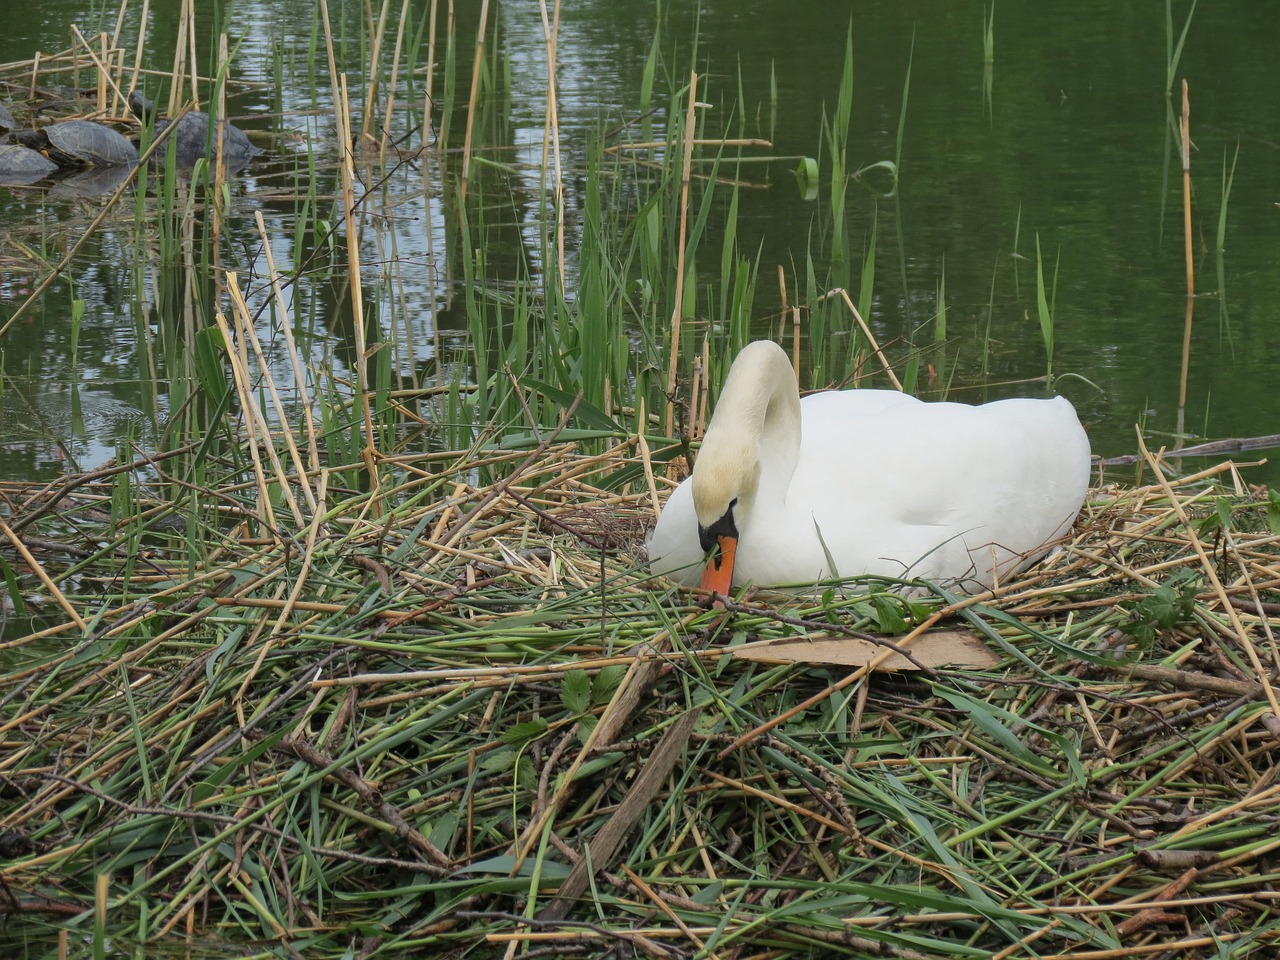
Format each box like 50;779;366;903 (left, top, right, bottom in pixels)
458;0;490;200
379;0;414;163
538;0;566;291
687;351;703;439
334;74;383;509
832;287;904;390
0;518;86;630
317;0;340;116
27;50;40;97
664;71;699;434
253;210;323;503
94;31;107;113
635;406;663;518
223;273;311;523
109;0;129;52
361;0;394;148
0;46;76;74
213;296;281;531
67;26;127;113
128;0;148;94
169;0;190;112
777;264;792;355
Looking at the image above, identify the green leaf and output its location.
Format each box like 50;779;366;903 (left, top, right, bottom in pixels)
851;159;899;197
1215;496;1233;532
454;855;571;879
573;750;626;780
0;558;24;613
70;297;85;364
869;594;910;634
591;665;626;705
429;812;459;850
521;378;624;432
193;325;230;409
794;157;819;200
1119;570;1200;649
560;670;592;716
480;747;520;773
501;718;549;747
1034;233;1055;367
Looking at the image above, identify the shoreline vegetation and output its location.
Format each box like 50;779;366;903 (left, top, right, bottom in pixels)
4;2;1280;957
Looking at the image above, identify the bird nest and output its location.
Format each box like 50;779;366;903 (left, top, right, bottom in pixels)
1;440;1279;958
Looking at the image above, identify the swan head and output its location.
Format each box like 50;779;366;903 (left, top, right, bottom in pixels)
685;341;802;597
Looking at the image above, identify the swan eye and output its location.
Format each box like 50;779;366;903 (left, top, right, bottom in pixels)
698;502;739;554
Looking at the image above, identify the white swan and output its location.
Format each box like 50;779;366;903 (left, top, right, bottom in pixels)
648;340;1090;594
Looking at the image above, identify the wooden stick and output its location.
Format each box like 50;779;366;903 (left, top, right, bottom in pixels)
538;707;701;922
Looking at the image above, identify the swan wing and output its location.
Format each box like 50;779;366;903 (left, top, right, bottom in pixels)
735;392;1089;589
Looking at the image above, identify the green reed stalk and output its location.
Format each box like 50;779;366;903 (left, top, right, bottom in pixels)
1034;233;1058;382
1217;142;1239;254
826;25;854;269
934;260;947;343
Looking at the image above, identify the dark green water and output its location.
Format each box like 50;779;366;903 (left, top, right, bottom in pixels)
0;0;1277;482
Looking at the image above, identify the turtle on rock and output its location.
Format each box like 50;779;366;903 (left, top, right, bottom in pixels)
0;102;56;183
12;120;138;167
128;91;260;170
0;143;57;183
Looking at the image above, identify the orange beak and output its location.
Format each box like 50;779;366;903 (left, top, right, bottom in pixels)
700;534;737;597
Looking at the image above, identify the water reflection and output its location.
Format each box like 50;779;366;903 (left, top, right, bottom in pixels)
0;0;1278;483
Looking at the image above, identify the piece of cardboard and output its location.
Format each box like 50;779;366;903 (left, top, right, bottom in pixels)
730;629;1000;671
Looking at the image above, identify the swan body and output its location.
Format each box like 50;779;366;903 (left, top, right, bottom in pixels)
647;341;1090;593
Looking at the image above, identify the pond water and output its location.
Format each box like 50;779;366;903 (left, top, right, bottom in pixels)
0;0;1278;485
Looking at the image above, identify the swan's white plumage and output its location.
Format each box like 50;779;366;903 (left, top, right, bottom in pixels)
647;340;1090;592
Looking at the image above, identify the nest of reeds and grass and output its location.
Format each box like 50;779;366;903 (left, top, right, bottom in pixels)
3;410;1280;959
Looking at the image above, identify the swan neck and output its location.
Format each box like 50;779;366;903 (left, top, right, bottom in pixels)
711;345;802;475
